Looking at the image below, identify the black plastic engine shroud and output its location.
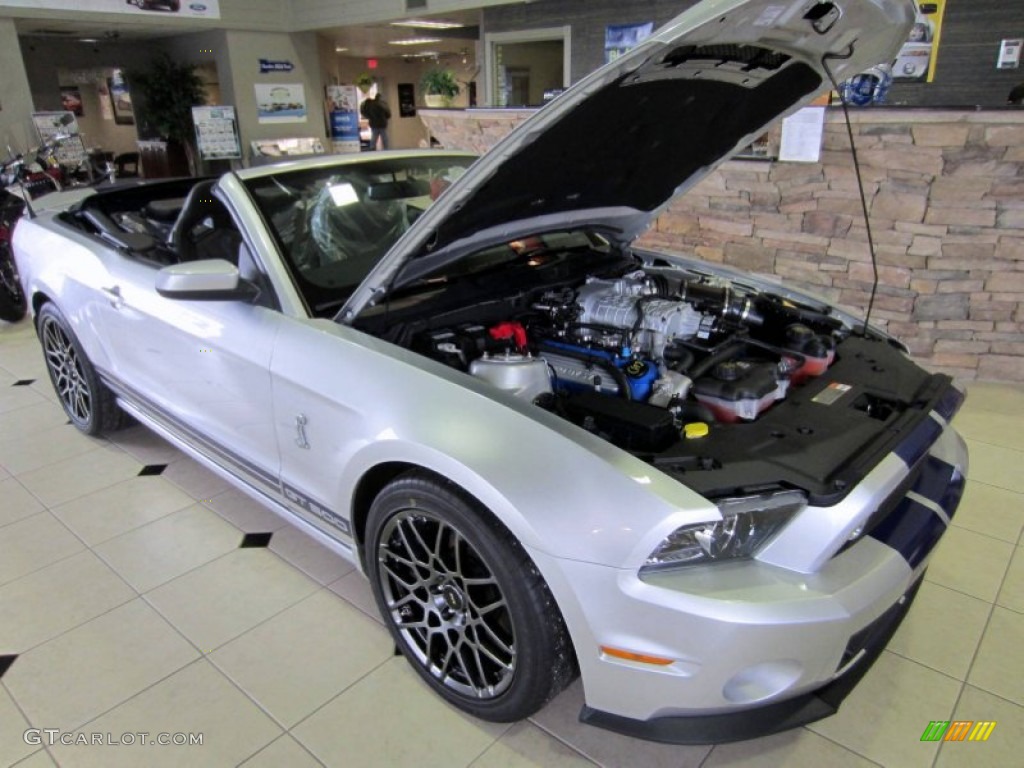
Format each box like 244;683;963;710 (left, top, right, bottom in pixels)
653;334;954;506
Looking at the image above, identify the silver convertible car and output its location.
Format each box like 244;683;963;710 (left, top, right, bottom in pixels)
13;0;967;743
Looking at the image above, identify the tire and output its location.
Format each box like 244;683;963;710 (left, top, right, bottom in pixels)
366;471;575;722
0;256;26;322
37;303;124;436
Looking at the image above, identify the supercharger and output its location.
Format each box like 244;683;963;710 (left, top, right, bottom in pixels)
574;274;706;359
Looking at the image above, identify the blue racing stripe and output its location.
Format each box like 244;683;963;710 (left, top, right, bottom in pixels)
869;498;947;569
893;416;944;467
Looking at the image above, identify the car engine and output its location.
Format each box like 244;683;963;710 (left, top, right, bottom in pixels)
412;269;843;453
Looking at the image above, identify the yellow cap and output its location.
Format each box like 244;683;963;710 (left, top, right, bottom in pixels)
683;422;710;439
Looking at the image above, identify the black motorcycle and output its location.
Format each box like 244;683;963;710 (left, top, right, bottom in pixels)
0;131;111;323
0;152;59;323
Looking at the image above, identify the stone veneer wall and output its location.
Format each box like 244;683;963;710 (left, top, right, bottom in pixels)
420;108;1024;383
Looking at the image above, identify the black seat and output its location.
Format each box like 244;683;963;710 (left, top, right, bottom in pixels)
169;180;242;264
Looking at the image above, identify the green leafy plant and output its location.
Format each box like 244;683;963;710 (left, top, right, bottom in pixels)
356;72;375;93
127;54;207;174
420;68;460;101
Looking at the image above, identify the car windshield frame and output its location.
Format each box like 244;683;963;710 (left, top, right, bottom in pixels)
242;155;475;316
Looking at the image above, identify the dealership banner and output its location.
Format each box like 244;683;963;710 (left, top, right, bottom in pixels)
604;22;654;64
326;85;360;154
1;0;220;20
892;0;947;82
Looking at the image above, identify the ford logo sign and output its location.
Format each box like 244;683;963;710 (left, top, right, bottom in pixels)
190;3;207;10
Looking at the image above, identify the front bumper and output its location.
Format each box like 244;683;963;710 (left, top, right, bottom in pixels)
580;575;924;744
536;405;967;744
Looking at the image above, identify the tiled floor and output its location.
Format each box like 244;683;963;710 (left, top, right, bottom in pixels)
1;314;1022;768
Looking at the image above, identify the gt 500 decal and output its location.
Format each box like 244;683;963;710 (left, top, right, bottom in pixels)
282;484;351;535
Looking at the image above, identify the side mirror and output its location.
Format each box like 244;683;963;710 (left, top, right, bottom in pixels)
156;259;255;301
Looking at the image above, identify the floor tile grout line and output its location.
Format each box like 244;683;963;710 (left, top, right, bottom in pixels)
34;656;276;757
0;538;88;594
282;654;399;753
525;717;620;768
243;733;328;768
0;570;140;673
10;646;199;738
2;677;40;744
919;579;1000;608
799;725;888;768
0;442;108;486
4;444;146;512
51;489;197;550
11;562;326;748
432;720;516;768
950;545;1021;701
926;542;1021;767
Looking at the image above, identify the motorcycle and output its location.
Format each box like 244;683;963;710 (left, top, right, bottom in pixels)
0;127;111;322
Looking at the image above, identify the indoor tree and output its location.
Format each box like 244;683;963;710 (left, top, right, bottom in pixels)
127;54;207;176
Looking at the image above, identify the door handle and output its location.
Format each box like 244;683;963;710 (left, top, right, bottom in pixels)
101;285;123;309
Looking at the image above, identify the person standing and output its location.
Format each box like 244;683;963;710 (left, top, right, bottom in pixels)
361;93;392;150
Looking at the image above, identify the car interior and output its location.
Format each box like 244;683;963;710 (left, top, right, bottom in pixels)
63;177;275;306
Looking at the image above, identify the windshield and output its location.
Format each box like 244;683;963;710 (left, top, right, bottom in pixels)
243;155;475;316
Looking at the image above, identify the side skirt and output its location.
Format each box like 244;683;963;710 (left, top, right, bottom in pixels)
108;386;358;567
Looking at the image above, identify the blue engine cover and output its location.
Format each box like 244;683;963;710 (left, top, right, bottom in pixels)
540;340;659;401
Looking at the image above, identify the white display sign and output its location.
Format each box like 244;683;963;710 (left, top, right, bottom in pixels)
778;107;825;163
998;39;1022;70
255;83;308;124
32;111;89;167
192;105;241;160
1;0;220;19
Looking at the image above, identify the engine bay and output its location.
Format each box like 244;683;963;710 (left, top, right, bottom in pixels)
359;236;948;504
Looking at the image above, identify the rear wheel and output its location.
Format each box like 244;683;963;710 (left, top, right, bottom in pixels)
37;303;123;435
0;256;26;322
366;471;575;721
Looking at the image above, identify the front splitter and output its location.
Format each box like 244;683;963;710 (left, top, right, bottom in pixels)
579;576;924;744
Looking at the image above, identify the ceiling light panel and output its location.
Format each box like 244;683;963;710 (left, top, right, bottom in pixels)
388;37;443;46
390;20;465;30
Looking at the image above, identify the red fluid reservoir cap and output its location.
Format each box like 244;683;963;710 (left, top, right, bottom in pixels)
489;322;528;351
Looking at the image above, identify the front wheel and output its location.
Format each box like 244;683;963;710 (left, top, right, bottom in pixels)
366;472;575;722
37;303;123;435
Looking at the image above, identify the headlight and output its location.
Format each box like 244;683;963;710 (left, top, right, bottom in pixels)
642;490;806;571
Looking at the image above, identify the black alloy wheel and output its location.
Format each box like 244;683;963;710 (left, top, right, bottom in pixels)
37;303;123;435
366;472;575;721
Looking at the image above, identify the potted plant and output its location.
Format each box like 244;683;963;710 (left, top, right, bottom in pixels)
356;72;375;94
420;67;460;107
127;54;207;176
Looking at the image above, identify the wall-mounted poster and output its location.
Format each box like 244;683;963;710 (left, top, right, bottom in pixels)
255;83;308;124
108;70;134;125
397;83;416;118
893;0;947;82
192;105;241;160
605;22;654;63
60;86;84;116
1;0;220;19
326;84;360;153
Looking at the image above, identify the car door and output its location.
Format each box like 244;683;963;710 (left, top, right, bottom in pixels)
95;191;282;498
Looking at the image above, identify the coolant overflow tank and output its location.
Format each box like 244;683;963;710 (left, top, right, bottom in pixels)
470;352;553;402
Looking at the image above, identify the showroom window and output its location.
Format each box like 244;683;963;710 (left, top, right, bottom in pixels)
484;27;571;107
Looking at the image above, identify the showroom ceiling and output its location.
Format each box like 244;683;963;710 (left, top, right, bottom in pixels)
13;7;482;59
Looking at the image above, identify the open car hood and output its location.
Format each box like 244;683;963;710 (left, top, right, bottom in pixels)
341;0;914;321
